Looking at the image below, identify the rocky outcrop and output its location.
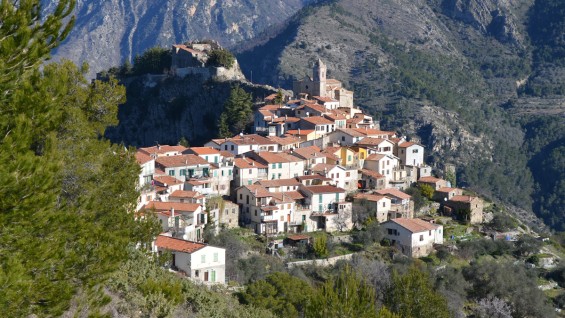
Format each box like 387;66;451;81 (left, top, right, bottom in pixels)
441;0;525;45
45;0;313;78
104;73;275;147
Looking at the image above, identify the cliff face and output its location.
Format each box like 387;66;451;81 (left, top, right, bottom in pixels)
44;0;313;78
104;73;275;147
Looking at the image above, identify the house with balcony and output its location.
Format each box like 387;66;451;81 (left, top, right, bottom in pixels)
248;151;305;180
299;116;335;138
183;147;222;164
205;134;279;155
151;176;185;202
232;157;268;188
267;135;301;151
235;184;297;235
168;190;206;206
363;153;400;185
382;218;443;257
153;235;226;285
155;154;210;182
138;145;187;158
299;185;352;232
142;201;207;242
375;188;414;219
136;151;155;188
291;145;326;169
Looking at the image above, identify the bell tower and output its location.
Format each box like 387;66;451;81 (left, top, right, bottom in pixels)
313;59;327;97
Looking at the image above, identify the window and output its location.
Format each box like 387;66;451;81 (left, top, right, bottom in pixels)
180;169;186;176
205;156;208;161
225;209;229;216
412;149;419;153
419;235;424;241
318;194;323;203
232;208;236;214
254;210;257;216
272;163;276;169
168;170;175;176
246;195;249;204
239;194;242;200
278;173;282;179
201;255;206;263
229;170;232;176
348;155;352;161
230;145;234;151
248;169;252;174
195;270;199;277
383;202;385;207
221;170;224;176
280;216;284;221
213;253;218;262
211;270;216;282
247;180;252;185
272;174;276;180
278;163;282;168
287;204;291;209
346;172;350;177
341;136;345;141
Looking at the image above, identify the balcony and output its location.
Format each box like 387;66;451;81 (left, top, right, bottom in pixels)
295;204;311;211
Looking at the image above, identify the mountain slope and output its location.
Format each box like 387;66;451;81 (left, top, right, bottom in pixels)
43;0;313;78
237;0;564;229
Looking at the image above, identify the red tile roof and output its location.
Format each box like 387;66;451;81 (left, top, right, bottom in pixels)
356;138;392;146
376;189;412;200
436;187;460;193
139;145;187;156
255;152;293;164
267;135;301;146
313;96;338;103
169;190;204;199
334;128;366;137
143;201;201;212
156;154;209;168
302;185;346;194
301;116;334;125
354;193;387;202
229;134;274;145
241;184;272;198
233;157;266;169
365;154;386;161
296;174;332;181
287;129;315;136
135;151;153;164
153;176;184;186
311;163;339;173
292;146;323;160
352;128;396;137
185;147;220;155
418;176;444;183
398;141;418;148
387;218;439;233
449;195;477;203
359;169;385;179
257;178;301;187
155;235;206;253
287;234;310;241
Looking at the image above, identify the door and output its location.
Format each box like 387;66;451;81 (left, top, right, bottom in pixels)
211;270;216;282
204;271;209;282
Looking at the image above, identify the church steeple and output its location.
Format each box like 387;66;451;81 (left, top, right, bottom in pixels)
313;59;327;97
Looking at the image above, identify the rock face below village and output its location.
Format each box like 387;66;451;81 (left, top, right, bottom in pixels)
105;74;275;147
43;0;313;78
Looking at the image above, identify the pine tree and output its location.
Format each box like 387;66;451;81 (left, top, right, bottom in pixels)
223;84;253;134
218;112;232;138
385;266;450;318
0;3;161;314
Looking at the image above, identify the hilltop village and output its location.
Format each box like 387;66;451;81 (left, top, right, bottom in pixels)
137;47;488;286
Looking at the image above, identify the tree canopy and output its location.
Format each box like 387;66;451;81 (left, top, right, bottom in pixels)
0;2;160;316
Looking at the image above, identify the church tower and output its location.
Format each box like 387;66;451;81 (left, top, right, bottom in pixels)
313;59;327;97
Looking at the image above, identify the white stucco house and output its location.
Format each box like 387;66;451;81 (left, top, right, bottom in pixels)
154;235;226;285
396;141;425;167
382;218;443;257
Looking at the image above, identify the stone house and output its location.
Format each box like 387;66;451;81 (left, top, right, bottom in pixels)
446;195;484;224
418;176;449;191
396;141;425;167
353;193;392;223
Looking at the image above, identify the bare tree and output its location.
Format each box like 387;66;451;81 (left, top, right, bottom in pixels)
475;296;512;318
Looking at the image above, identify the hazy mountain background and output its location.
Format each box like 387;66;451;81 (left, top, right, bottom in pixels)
42;0;314;78
49;0;564;229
